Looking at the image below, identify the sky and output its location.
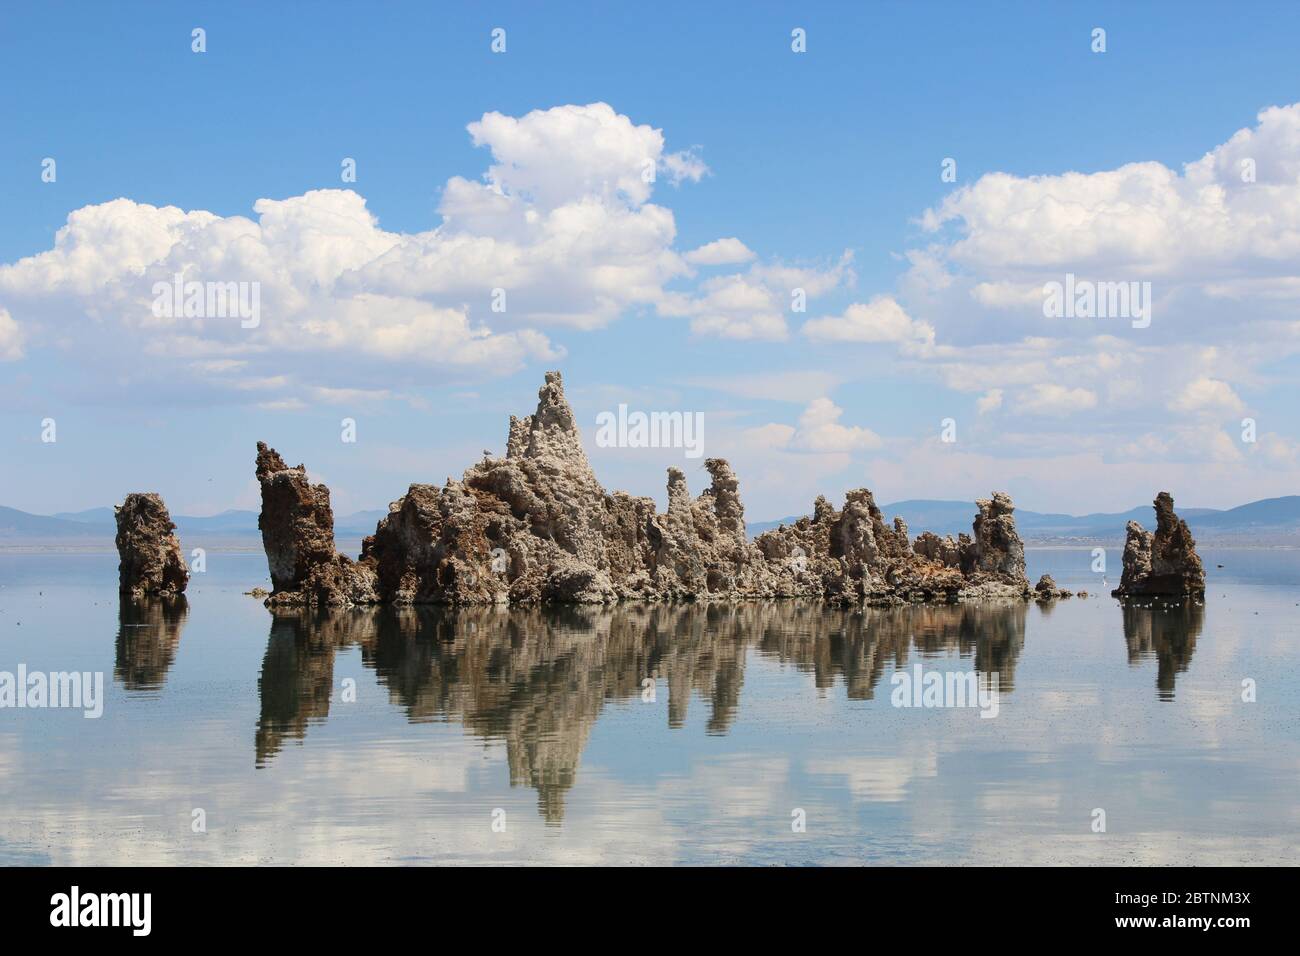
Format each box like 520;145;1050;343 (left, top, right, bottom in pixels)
2;0;1300;522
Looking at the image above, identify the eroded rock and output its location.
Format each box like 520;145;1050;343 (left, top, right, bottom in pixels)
256;442;377;606
255;371;1037;608
114;493;189;597
1033;574;1072;600
1112;492;1205;600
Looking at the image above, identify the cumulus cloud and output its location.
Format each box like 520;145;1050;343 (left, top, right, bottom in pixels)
0;308;22;360
802;295;935;350
661;253;854;341
0;191;561;382
1014;383;1098;416
465;102;706;208
0;102;729;400
890;98;1300;472
908;104;1300;371
683;237;755;266
680;273;789;340
745;397;882;453
1168;377;1246;414
920;104;1300;280
1113;424;1244;465
0;100;859;402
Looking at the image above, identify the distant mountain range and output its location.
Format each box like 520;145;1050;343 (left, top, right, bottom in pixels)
0;506;387;546
3;496;1298;549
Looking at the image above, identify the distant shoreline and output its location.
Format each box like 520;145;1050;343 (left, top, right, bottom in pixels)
2;538;1296;555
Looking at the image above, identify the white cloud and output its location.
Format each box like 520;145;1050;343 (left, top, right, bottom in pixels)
660;148;710;186
793;398;883;452
921;104;1300;280
743;422;798;449
1169;377;1246;414
465;102;705;208
683;237;755;266
802;295;935;350
1014;383;1098;416
1113;424;1243;465
0;102;727;400
685;271;789;340
662;252;854;341
970;281;1042;309
912;103;1300;355
745;397;882;453
0;307;22;360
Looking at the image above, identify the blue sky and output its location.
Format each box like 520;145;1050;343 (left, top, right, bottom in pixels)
3;1;1300;521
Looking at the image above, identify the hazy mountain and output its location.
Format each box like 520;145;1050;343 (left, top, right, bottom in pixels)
0;506;110;538
0;506;390;545
4;496;1299;547
51;507;117;524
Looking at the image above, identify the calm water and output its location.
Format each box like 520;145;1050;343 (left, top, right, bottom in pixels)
0;548;1296;865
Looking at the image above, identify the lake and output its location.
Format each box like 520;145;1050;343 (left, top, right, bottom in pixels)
0;548;1296;865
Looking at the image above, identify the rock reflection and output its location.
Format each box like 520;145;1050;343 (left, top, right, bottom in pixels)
114;596;188;693
1122;602;1203;701
255;611;355;766
255;600;1027;820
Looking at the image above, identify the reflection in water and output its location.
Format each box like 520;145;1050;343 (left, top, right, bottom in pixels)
114;596;188;693
255;601;1027;822
1122;602;1203;701
255;613;347;766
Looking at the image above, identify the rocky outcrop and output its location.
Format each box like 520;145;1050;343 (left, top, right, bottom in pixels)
256;442;377;606
114;493;189;597
1112;492;1206;600
755;488;995;605
1033;574;1072;600
255;371;1035;608
963;493;1028;590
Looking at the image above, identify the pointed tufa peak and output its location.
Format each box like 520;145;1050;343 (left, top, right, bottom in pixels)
982;491;1015;517
506;415;530;459
506;370;591;469
701;458;745;529
1153;490;1178;532
255;441;294;482
666;466;691;506
536;370;575;430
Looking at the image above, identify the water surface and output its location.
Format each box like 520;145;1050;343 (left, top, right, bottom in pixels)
0;549;1296;865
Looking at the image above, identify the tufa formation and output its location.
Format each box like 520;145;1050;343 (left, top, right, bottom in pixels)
254;371;1038;608
1033;574;1073;601
1112;492;1206;600
114;493;189;598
